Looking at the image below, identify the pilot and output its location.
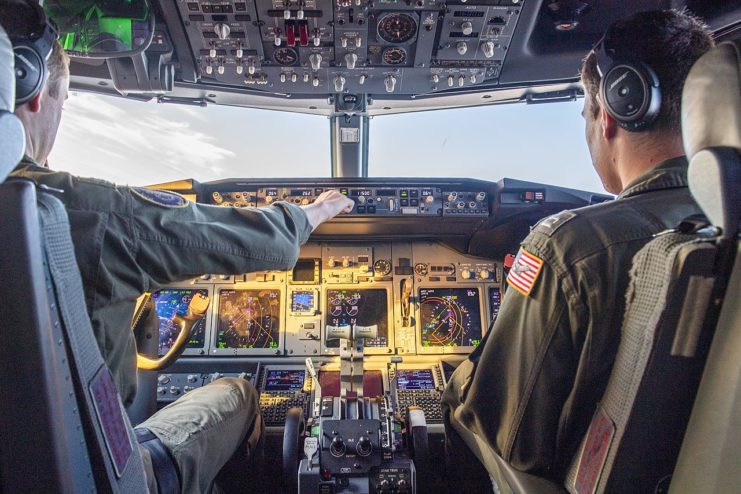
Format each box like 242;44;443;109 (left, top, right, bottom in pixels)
442;9;715;487
2;2;354;492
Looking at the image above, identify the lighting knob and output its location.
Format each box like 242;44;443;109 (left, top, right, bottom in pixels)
157;375;170;385
456;41;468;55
456;201;466;209
359;74;367;85
345;52;358;69
461;21;473;36
264;195;274;204
482;41;495;59
187;374;199;383
384;74;397;93
447;75;454;87
309;53;322;71
334;75;346;92
312;77;320;87
301;198;310;205
425;195;434;204
328;257;337;267
447;191;458;202
460;269;473;279
357;195;366;204
214;23;231;40
342;258;351;268
356;436;373;457
476;191;486;202
479;269;491;280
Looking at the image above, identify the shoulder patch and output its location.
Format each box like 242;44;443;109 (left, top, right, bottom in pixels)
131;187;189;208
533;210;577;237
507;247;544;297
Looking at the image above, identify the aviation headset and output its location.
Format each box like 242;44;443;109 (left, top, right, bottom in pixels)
8;0;59;106
593;25;661;132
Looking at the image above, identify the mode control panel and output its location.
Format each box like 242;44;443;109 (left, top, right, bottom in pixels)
207;185;490;217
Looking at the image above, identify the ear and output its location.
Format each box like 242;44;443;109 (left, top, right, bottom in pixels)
26;91;43;113
600;105;618;140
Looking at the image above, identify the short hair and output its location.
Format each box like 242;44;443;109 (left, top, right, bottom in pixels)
0;0;70;100
581;10;714;134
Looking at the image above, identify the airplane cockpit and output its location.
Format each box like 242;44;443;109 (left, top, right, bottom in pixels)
1;0;741;493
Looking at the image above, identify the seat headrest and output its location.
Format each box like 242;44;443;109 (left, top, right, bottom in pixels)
0;24;26;183
682;41;741;238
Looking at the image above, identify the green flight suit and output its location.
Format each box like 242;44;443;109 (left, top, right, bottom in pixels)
12;157;312;492
442;157;702;486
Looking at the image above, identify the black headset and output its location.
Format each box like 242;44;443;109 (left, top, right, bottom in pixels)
9;0;58;106
593;26;661;132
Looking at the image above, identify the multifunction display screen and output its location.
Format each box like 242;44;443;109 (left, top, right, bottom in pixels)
291;291;315;313
419;287;482;348
216;289;281;349
263;369;305;392
397;369;435;390
325;288;389;348
153;288;208;355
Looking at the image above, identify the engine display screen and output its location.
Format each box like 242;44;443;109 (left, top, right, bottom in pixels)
419;287;482;348
325;288;389;348
397;369;435;390
489;287;501;323
216;289;281;349
263;369;305;392
291;291;315;313
153;288;209;355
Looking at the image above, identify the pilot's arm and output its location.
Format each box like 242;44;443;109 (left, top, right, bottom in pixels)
442;213;622;481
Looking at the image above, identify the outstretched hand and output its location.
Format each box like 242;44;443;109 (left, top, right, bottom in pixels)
301;189;355;230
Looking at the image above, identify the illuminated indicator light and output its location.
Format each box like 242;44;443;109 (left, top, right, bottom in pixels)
286;21;296;46
298;22;309;47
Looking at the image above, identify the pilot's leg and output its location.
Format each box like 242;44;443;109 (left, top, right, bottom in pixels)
137;377;263;493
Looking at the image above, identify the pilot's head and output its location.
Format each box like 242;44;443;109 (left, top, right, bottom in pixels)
580;10;713;194
1;0;70;167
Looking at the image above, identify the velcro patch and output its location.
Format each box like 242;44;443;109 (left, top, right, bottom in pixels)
534;210;577;237
507;247;544;296
131;187;188;208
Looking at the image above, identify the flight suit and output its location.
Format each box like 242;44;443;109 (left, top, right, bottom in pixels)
12;158;313;493
442;157;702;487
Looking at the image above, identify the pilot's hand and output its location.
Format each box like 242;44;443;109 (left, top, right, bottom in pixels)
301;190;355;230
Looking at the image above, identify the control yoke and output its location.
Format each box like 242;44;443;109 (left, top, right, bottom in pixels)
136;292;210;371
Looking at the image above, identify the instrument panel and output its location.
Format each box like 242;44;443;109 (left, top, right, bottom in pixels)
174;0;524;95
152;240;502;357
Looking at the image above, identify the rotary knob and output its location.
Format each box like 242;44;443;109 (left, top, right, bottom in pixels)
330;436;346;457
456;41;468;55
357;195;366;204
327;257;337;268
356;436;373;457
384;74;397;93
482;41;495;59
460;269;473;280
334;75;346;92
342;258;352;268
461;21;473;36
345;52;358;69
309;53;322;71
479;269;491;280
214;23;231;40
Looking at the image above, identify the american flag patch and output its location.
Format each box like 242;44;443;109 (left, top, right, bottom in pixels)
507;248;544;296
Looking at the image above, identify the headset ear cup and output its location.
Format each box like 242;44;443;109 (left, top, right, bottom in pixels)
599;60;661;132
13;41;46;106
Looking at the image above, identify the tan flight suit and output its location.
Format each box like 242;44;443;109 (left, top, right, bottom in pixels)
12;158;313;493
442;157;702;488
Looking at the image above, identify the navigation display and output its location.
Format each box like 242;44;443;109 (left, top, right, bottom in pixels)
263;369;305;392
153;288;209;355
325;288;388;348
291;291;315;313
216;289;281;349
489;287;501;323
419;287;482;348
397;369;435;390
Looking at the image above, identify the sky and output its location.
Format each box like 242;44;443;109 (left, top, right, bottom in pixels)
50;92;606;193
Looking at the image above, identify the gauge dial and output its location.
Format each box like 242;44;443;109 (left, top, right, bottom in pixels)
377;13;417;44
373;259;392;276
382;46;407;65
273;47;299;66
